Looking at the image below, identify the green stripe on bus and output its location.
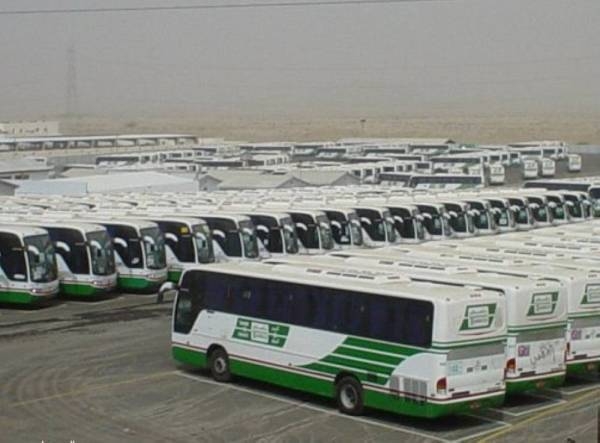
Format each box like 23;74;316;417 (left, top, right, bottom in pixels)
333;346;405;365
322;355;394;376
302;362;388;385
172;346;505;418
507;322;566;333
343;337;424;356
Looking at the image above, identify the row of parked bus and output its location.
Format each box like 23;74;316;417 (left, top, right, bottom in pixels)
1;184;599;419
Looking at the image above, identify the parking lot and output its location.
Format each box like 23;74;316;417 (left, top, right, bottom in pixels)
1;294;599;443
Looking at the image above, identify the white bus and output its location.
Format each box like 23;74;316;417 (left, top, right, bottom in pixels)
522;157;539;179
568;154;582;172
0;225;60;305
310;252;568;393
539;158;556;177
71;217;168;293
168;262;507;418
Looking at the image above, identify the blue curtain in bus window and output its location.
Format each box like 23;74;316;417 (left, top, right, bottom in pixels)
289;284;313;327
345;293;369;337
329;290;346;333
368;296;389;341
205;274;226;311
311;287;330;330
390;299;407;344
265;280;288;324
406;302;433;347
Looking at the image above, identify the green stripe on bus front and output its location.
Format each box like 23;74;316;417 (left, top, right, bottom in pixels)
172;346;207;367
60;282;111;297
343;337;424;357
0;290;46;305
333;346;405;365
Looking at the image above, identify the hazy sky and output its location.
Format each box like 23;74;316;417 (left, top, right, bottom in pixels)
1;0;599;119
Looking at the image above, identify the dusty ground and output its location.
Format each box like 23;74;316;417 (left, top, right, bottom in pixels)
59;113;600;145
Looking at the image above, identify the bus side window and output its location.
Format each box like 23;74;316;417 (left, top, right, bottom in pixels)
265;280;288;324
289;284;315;327
406;302;433;347
368;296;390;341
345;293;370;337
311;287;330;330
205;273;227;311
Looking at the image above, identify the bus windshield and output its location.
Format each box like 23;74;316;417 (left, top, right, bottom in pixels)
348;213;364;246
383;211;397;243
564;196;583;218
87;230;116;276
193;224;215;264
356;209;387;242
317;215;334;250
325;211;353;246
281;217;299;254
239;220;259;258
24;234;57;283
141;227;167;270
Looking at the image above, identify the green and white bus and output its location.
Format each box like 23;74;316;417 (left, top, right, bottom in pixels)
421;241;600;376
71;216;168;293
0;218;117;297
0;225;60;305
95;212;215;283
170;262;507;418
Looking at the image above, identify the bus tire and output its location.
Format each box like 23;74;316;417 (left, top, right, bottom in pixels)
335;376;364;416
208;348;232;382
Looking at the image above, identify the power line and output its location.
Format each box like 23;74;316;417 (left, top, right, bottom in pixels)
0;0;457;16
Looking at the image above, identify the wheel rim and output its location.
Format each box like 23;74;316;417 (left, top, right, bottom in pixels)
340;384;358;410
214;356;227;374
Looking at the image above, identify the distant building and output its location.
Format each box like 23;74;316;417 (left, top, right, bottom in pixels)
13;171;198;195
197;169;360;191
0;158;54;180
0;120;60;137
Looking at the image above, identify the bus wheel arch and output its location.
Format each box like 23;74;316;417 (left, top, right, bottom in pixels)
207;345;232;382
335;373;364;416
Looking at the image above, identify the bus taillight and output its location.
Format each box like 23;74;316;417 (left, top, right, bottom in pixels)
505;358;516;377
436;377;447;395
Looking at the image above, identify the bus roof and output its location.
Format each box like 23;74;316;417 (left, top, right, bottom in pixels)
0;224;49;237
186;261;502;304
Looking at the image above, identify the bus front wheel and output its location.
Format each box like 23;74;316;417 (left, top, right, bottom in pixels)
209;347;232;382
335;376;364;415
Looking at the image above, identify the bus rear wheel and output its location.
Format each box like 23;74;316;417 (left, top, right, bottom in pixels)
209;348;232;382
336;376;364;415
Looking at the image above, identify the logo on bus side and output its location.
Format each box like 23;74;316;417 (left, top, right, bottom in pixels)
232;318;290;348
527;292;558;316
582;284;600;305
460;304;496;331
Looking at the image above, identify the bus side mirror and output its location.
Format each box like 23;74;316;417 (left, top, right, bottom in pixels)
295;222;308;232
256;225;270;234
114;237;128;248
360;217;372;226
157;281;178;304
165;233;179;243
55;241;71;253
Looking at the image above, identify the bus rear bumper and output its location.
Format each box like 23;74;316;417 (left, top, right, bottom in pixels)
506;371;566;394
